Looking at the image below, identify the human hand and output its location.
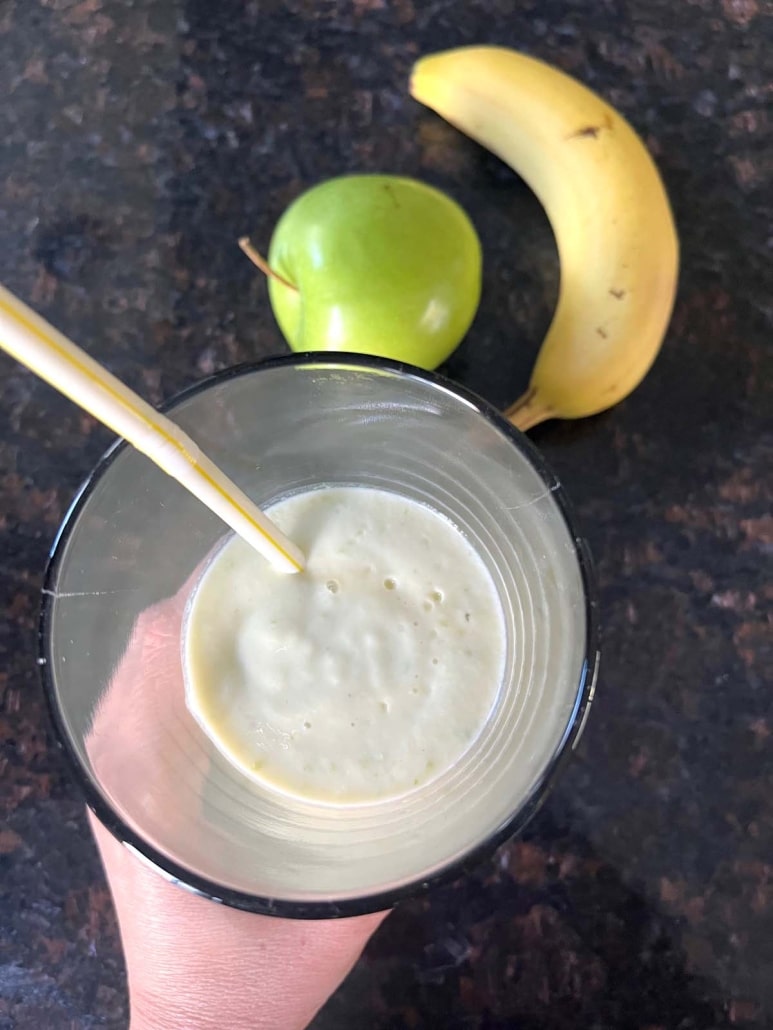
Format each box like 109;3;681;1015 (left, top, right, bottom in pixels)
85;579;388;1030
90;813;386;1030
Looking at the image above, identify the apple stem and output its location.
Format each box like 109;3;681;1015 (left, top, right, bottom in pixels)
238;237;299;293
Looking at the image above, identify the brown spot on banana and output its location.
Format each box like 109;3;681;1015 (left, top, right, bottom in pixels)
568;113;614;140
569;125;603;140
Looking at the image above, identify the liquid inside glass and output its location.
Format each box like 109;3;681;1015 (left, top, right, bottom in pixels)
183;485;506;805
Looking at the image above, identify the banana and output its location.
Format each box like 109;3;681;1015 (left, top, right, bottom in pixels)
410;46;679;429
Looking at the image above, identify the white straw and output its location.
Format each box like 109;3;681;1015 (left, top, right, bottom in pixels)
0;283;305;575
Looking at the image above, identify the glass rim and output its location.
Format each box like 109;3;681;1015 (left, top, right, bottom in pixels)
39;352;600;919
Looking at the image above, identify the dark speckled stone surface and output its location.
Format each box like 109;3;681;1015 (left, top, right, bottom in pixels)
1;1;772;1027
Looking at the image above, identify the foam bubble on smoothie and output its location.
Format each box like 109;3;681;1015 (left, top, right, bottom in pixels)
183;486;506;804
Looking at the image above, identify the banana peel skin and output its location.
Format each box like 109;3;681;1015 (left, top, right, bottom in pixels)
410;46;680;429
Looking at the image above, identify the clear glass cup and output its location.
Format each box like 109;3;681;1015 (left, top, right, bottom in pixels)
41;355;598;918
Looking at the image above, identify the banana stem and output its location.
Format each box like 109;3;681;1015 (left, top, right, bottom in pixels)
505;387;553;431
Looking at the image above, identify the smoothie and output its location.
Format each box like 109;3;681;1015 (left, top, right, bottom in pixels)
183;486;506;804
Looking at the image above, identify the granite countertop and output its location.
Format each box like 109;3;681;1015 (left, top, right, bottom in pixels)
1;1;771;1027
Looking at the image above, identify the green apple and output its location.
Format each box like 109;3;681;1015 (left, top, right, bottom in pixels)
260;175;482;370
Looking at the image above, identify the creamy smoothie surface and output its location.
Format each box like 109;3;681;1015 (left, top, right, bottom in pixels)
183;486;506;804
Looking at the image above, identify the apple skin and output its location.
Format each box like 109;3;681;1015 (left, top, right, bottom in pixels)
266;175;482;371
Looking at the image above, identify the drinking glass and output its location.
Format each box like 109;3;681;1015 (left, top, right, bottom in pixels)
41;355;598;917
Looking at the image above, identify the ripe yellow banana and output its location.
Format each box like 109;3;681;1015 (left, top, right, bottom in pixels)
410;47;679;429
